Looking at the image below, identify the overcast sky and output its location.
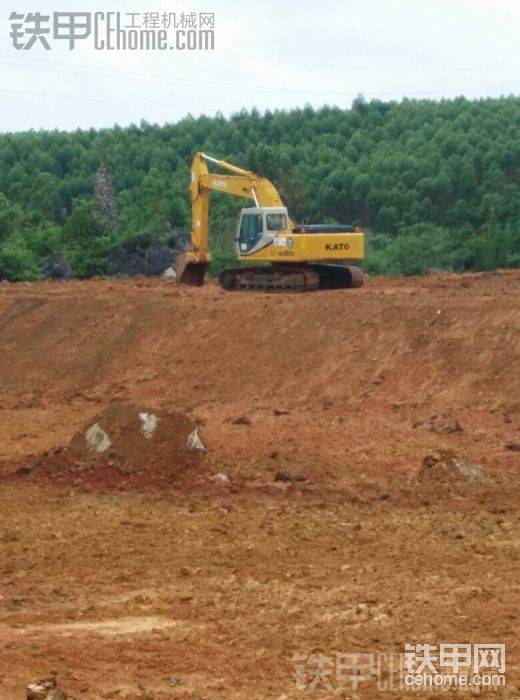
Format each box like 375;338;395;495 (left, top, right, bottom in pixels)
0;0;519;133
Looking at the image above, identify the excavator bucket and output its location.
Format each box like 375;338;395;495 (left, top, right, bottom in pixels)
175;252;210;286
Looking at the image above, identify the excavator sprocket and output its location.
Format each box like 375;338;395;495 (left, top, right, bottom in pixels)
218;265;364;292
311;264;365;289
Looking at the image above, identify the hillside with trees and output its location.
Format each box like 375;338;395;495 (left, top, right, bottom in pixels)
0;95;519;281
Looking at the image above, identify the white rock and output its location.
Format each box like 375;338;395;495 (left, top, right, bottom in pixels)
187;425;206;451
26;677;60;699
210;472;230;484
163;266;176;278
85;423;111;453
139;412;158;439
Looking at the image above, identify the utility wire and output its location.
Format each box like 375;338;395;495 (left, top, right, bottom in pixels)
0;55;517;99
0;86;198;111
218;49;520;74
1;44;520;74
0;57;380;96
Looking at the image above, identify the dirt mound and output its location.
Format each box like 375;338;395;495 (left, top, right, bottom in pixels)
1;400;207;490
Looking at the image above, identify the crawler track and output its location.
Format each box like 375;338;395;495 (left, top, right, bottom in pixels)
218;264;364;291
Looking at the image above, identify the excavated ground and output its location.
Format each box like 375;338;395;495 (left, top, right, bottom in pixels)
0;271;519;699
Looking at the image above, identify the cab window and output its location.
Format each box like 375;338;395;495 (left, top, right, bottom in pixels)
266;213;287;232
239;214;263;251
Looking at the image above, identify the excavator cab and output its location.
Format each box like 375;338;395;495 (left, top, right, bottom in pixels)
236;207;289;256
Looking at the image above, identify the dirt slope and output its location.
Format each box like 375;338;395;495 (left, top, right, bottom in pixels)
0;271;519;698
0;271;518;410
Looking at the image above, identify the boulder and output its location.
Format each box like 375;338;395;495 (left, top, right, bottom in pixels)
85;423;111;453
418;451;485;484
26;677;67;700
210;472;230;484
139;412;158;439
187;425;206;451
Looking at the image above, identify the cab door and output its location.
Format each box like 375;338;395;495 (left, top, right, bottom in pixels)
237;212;263;254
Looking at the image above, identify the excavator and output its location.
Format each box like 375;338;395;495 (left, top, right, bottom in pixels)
176;152;365;292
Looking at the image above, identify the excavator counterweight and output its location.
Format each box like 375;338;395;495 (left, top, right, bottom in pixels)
177;152;365;292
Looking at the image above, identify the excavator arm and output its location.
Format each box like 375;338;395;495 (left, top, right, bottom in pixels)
176;152;291;285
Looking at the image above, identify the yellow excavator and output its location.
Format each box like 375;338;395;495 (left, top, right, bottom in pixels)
176;152;365;292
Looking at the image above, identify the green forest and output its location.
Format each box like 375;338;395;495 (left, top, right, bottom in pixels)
1;95;519;281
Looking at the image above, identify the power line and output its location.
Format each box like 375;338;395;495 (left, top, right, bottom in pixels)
0;55;516;100
218;49;520;74
0;57;371;96
0;50;369;96
0;53;519;120
0;80;518;117
1;44;520;75
0;86;197;111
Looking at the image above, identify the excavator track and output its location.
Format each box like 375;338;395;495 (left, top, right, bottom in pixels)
218;265;364;292
311;264;365;289
219;266;319;292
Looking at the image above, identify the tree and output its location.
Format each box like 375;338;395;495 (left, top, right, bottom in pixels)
1;95;520;279
377;205;400;233
0;193;21;242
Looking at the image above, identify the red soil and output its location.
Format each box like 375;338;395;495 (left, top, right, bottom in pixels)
0;271;518;698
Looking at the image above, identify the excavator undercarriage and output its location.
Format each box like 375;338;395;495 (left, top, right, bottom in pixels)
218;264;364;292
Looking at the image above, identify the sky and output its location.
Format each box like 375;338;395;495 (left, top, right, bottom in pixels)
0;0;519;133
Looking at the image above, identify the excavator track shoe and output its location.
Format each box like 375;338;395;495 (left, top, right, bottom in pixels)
219;266;319;292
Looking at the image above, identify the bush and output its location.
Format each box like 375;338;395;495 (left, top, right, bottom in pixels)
388;224;456;275
0;236;40;281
